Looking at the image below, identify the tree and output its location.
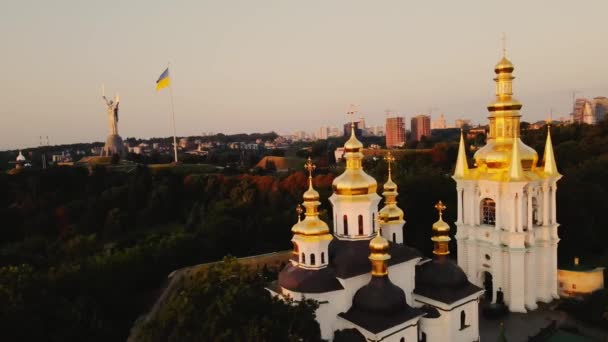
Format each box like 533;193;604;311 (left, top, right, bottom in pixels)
139;257;321;342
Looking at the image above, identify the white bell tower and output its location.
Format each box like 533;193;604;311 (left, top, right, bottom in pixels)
453;50;561;313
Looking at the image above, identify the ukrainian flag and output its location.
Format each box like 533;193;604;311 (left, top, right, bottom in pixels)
156;68;170;91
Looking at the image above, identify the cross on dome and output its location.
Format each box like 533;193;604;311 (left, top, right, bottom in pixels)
305;157;316;179
347;104;357;128
384;151;395;175
435;200;447;219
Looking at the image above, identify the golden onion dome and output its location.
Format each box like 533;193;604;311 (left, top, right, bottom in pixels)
344;126;364;151
494;56;514;73
332;170;377;195
303;184;320;201
369;231;390;260
291;215;330;236
474;139;538;171
332;125;377;195
432;215;450;233
383;177;397;193
379;205;404;223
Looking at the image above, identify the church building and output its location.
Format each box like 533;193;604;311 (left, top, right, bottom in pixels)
267;50;560;341
453;51;561;313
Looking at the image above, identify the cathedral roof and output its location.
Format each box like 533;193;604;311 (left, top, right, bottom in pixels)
277;263;343;293
328;239;420;279
340;276;423;333
414;259;483;304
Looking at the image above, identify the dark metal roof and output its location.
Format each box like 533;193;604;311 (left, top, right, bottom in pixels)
333;328;366;342
278;263;344;293
414;259;483;304
340;275;424;334
329;239;421;279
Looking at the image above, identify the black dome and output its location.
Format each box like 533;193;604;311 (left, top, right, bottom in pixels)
416;259;468;289
352;276;407;315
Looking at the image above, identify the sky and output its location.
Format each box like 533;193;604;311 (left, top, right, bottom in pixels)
1;0;607;150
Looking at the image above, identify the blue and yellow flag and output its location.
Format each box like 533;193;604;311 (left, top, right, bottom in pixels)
156;68;170;91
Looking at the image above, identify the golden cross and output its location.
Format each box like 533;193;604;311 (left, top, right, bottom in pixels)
347;104;357;127
384;151;395;174
546;108;553;126
501;32;507;57
305;157;316;178
435;200;447;218
296;204;303;222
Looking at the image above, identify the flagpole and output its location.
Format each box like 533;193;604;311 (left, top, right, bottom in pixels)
168;62;178;163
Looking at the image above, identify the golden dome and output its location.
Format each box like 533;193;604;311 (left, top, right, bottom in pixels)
293;158;331;237
379;155;404;222
303;183;320;201
291;214;330;236
369;231;390;261
431;201;451;256
332;125;377;195
474;139;538;171
344;124;364;151
383;177;397;193
494;56;514;73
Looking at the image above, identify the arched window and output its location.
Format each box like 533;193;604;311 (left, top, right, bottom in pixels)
321;252;325;264
481;198;496;225
358;215;364;235
372;213;375;232
310;253;316;266
400;338;404;342
393;232;396;243
343;215;348;235
420;332;427;342
460;310;468;330
532;197;539;226
301;253;305;264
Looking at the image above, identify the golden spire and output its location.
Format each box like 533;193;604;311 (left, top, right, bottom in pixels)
488;35;522;142
431;201;451;257
542;124;561;177
292;159;330;237
379;152;404;222
303;157;319;201
508;137;524;181
369;228;391;276
383;151;397;192
453;129;470;179
332;105;377;195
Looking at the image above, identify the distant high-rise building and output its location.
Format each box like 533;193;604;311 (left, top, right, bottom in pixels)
316;126;330;140
373;125;384;136
411;115;431;141
455;119;471;129
385;116;406;148
593;97;608;123
572;98;594;124
432;114;447;129
343;122;363;138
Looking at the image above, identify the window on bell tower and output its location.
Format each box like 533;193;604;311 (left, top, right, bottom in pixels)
343;215;348;235
532;197;539;226
481;198;496;225
358;215;364;235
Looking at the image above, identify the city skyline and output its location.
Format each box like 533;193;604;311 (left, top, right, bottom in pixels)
2;0;608;150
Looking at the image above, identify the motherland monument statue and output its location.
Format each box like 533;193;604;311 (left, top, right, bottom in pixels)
101;85;126;158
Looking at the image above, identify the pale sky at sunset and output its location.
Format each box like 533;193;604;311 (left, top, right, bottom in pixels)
1;0;607;149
